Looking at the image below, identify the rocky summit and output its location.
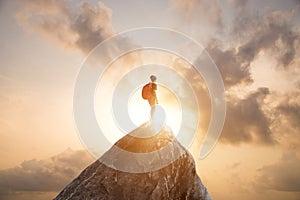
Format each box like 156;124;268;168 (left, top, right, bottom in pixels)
54;123;211;200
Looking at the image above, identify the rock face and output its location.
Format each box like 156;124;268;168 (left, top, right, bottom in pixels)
54;124;211;200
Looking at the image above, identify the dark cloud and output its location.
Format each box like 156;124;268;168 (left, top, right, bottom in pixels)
268;91;300;151
178;55;276;145
14;0;114;54
196;8;300;146
206;10;300;88
276;94;300;128
179;46;279;145
221;88;276;145
206;42;253;88
255;152;300;192
70;2;114;53
0;149;93;194
233;10;299;68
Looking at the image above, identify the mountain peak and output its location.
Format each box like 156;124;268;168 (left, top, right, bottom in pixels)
54;124;211;200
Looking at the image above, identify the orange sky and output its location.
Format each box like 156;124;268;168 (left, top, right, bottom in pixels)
0;0;300;199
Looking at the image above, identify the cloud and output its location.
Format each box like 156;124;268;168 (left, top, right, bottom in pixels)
276;93;300;128
233;10;299;68
70;2;114;53
169;0;223;39
176;58;276;145
170;0;223;25
14;0;114;54
0;149;93;194
221;87;276;145
269;91;300;150
254;151;300;192
206;10;299;89
197;8;299;146
206;42;253;88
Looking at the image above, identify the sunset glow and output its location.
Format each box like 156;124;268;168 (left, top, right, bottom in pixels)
1;0;300;199
128;86;182;136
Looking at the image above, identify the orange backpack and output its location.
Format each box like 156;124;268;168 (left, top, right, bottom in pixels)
142;83;152;100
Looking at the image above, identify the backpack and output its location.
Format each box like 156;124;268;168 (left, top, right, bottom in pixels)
142;83;152;100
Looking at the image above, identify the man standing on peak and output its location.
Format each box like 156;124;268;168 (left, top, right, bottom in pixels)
142;75;158;107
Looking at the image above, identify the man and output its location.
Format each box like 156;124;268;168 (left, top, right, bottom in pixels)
142;75;158;107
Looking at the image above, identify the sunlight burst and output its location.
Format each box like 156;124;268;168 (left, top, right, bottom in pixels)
128;85;182;136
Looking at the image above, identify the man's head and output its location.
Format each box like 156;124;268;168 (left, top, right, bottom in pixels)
150;75;157;82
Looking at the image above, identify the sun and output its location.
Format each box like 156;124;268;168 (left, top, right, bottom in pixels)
128;85;182;136
95;82;183;146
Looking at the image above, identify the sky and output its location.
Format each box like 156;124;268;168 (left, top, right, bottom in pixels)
0;0;300;199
